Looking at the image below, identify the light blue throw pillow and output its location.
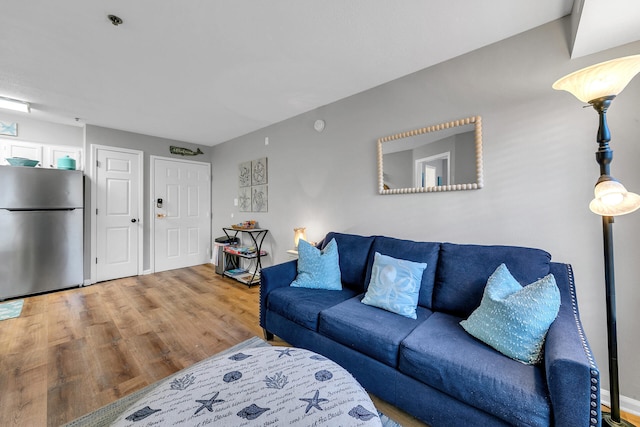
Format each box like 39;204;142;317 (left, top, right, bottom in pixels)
361;252;427;319
290;238;342;290
460;263;560;364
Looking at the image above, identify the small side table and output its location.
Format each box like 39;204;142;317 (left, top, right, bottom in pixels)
221;228;269;286
286;249;298;260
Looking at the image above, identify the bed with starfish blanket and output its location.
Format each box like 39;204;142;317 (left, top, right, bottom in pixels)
108;346;382;427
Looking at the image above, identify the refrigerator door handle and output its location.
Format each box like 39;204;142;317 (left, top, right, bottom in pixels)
4;208;78;212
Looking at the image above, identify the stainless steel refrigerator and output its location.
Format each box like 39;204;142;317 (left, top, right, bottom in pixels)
0;166;84;300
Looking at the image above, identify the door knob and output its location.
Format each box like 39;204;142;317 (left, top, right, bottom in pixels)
131;218;137;223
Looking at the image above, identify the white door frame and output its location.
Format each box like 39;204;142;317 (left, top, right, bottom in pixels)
90;144;144;284
149;155;211;274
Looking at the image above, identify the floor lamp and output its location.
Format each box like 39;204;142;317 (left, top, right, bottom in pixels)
553;54;640;427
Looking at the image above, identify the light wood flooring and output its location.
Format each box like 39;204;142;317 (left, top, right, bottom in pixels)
0;264;423;426
1;264;638;426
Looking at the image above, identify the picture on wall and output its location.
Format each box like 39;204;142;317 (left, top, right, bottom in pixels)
238;157;268;212
252;157;268;185
238;186;251;212
238;161;252;187
252;184;268;212
0;122;18;137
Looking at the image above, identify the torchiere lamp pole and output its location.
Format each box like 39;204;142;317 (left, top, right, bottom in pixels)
554;54;640;427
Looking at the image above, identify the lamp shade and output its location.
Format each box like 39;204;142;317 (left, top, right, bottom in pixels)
552;54;640;103
294;227;307;249
589;178;640;216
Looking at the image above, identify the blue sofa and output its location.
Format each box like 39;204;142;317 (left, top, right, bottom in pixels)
259;232;600;427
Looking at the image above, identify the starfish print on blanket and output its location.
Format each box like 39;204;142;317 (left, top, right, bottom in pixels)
275;348;294;358
299;390;329;414
194;391;225;415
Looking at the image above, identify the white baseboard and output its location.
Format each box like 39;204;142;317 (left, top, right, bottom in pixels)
601;389;640;416
82;279;94;286
143;269;152;275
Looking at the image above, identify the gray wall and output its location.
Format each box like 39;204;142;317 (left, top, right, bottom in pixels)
0;111;83;146
383;150;412;189
454;131;476;184
84;125;210;275
211;18;640;401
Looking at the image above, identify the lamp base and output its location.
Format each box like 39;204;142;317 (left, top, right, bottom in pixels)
603;412;636;427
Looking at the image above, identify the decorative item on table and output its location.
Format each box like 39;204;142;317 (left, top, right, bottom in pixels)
5;157;39;167
231;220;257;229
225;268;248;277
224;245;258;255
294;227;307;249
56;155;76;170
553;53;640;427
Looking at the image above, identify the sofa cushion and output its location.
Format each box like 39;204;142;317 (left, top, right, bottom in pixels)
460;264;560;364
361;252;427;319
319;295;433;367
398;312;551;427
267;286;358;331
291;238;342;290
364;236;440;309
432;243;551;318
320;232;375;292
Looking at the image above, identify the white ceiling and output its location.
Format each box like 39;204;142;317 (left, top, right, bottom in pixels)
0;1;638;146
571;0;640;58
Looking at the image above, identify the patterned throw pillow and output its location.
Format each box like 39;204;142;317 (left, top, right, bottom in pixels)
290;238;342;290
361;252;427;319
460;263;560;364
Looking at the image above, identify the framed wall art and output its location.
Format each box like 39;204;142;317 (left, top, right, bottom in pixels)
238;161;252;187
252;184;268;212
252;157;268;185
238;157;268;212
0;122;18;137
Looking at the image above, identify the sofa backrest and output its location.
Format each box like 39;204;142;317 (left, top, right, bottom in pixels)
320;233;552;318
432;243;552;318
364;236;441;309
320;232;375;292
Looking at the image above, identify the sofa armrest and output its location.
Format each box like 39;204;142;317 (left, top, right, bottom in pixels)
544;263;600;427
259;260;298;330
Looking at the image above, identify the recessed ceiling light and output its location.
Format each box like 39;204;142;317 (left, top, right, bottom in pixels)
108;14;123;26
0;96;30;113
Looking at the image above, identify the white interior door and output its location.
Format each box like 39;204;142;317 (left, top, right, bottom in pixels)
424;165;437;187
95;147;142;282
152;157;211;273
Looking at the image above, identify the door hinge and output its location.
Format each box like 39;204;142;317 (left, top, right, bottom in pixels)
96;208;98;215
96;160;100;168
95;257;98;264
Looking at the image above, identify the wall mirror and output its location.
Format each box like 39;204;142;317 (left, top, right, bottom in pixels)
377;116;483;194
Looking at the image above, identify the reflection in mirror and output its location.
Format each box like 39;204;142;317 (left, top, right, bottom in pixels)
377;116;483;194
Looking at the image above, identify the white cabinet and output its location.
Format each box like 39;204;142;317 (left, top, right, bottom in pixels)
48;145;83;170
0;138;83;170
2;140;43;164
